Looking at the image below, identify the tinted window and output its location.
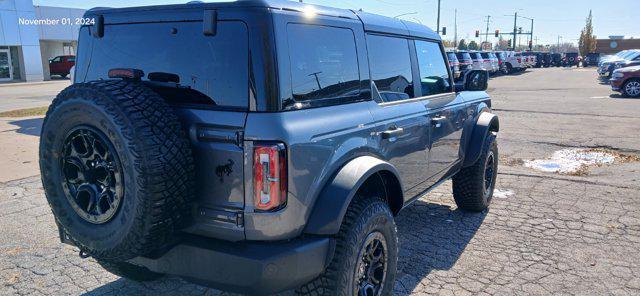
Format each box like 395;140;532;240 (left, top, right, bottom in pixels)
67;57;76;62
480;52;489;58
367;35;414;102
415;40;451;96
456;52;472;61
50;57;62;62
86;21;248;109
287;24;360;104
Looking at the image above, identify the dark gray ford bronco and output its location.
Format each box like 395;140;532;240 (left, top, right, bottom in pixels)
39;0;499;294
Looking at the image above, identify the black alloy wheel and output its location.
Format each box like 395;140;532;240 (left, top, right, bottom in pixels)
483;151;496;198
61;126;123;224
354;231;388;296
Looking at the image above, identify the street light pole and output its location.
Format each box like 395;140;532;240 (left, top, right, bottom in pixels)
484;15;491;43
454;8;458;47
529;18;534;50
512;12;518;50
436;0;441;34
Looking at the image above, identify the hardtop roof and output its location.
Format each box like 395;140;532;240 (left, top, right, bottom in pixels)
86;0;439;40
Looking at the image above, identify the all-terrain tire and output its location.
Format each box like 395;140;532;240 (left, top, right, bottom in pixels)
40;80;195;261
97;260;163;281
297;197;398;296
452;132;498;212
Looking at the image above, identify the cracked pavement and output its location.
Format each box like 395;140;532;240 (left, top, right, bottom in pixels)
1;67;640;295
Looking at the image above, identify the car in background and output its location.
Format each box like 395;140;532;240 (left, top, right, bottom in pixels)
494;51;508;74
598;50;640;77
584;53;600;67
446;51;461;80
599;50;632;66
48;55;75;78
563;52;581;67
468;51;488;71
455;51;474;80
480;52;498;74
524;52;538;68
539;52;552;67
504;51;524;73
610;65;640;98
551;53;563;67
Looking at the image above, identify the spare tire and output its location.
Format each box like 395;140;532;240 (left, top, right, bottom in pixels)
40;80;194;261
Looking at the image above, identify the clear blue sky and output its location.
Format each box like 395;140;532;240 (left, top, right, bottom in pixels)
33;0;639;45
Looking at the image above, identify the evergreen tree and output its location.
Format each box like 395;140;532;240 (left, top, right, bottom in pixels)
468;40;479;50
458;39;468;50
578;10;597;55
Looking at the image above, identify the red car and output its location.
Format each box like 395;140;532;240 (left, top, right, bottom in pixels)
49;55;75;78
610;65;640;98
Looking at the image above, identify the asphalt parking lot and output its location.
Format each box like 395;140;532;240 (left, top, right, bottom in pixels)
1;67;639;295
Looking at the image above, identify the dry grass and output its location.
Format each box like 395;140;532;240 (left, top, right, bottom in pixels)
0;106;48;118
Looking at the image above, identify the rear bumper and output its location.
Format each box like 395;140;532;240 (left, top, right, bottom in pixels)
130;236;333;295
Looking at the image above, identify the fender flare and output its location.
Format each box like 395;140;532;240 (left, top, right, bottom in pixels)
304;156;403;235
463;112;499;167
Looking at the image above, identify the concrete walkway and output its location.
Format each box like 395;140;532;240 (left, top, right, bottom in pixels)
0;80;70;112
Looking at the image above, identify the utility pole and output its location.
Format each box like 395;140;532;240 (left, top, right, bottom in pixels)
454;9;458;48
529;19;534;50
436;0;441;34
484;15;491;43
512;12;518;50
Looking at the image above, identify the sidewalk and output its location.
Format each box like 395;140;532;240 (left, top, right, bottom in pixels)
0;80;69;112
0;116;42;182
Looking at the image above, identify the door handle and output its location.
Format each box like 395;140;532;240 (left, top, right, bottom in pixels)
431;116;447;127
380;126;404;139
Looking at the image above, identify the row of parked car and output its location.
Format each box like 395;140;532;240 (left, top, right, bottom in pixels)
598;49;640;98
447;51;526;79
445;50;599;83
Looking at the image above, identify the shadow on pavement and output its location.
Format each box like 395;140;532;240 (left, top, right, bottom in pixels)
8;117;43;137
393;200;486;294
82;200;485;295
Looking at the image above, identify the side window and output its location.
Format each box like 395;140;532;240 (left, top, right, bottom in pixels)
415;40;451;96
67;57;76;62
287;24;360;105
50;57;61;63
366;34;414;102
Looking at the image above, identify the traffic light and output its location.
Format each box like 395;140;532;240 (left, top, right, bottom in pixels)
529;40;533;47
518;27;522;34
495;30;499;37
508;39;512;47
475;30;480;38
441;27;447;35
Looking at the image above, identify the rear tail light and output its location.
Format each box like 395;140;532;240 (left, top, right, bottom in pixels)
517;58;522;63
253;142;287;211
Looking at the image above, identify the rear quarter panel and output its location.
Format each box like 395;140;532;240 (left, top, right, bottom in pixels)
243;101;380;240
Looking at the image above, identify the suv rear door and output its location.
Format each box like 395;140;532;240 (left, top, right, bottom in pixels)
366;34;431;200
79;15;250;240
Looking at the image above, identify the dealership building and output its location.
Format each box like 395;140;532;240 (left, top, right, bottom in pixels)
0;0;84;82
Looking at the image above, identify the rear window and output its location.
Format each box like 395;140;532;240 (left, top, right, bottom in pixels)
286;24;360;106
480;53;489;58
456;52;472;61
85;21;249;110
446;52;458;62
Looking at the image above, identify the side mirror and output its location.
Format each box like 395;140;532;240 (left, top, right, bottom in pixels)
461;70;488;91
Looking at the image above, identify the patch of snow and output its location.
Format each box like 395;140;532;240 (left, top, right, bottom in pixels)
493;189;514;199
524;148;615;174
